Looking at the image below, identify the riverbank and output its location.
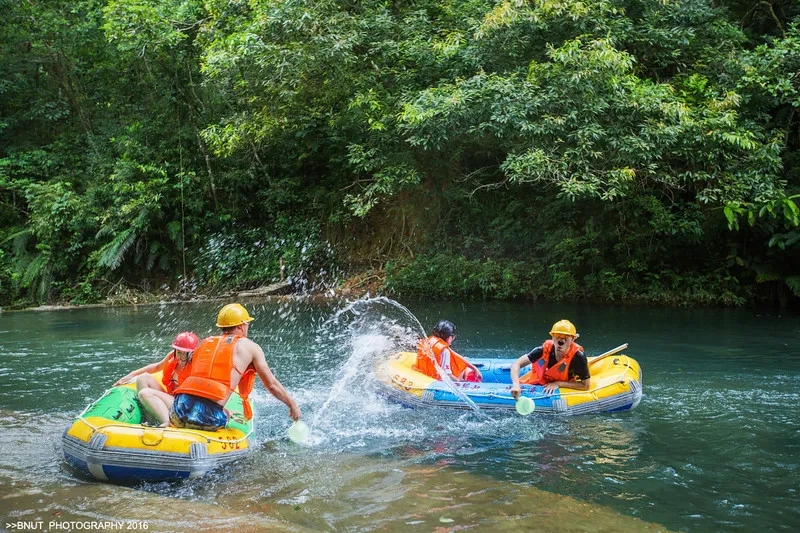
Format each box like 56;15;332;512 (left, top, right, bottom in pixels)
4;276;362;313
3;265;797;314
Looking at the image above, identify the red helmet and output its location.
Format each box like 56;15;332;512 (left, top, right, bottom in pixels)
172;331;199;352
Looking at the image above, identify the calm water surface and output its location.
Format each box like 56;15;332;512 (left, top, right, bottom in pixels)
1;299;798;532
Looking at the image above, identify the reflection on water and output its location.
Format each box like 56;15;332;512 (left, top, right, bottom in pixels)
2;461;673;533
1;298;799;532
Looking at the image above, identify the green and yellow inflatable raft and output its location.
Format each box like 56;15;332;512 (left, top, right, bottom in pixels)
62;374;252;482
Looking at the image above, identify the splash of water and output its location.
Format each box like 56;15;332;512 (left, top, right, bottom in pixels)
312;296;482;425
367;297;482;413
311;332;396;428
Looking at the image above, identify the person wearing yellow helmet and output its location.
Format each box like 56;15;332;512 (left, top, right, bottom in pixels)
169;303;302;431
509;319;591;398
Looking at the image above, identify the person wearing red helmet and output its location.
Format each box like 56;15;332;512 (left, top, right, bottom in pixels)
113;331;200;426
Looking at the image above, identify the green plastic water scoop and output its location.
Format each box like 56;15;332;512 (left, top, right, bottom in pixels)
288;420;310;443
515;396;535;416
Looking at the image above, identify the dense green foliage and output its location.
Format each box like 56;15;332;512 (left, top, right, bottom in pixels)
1;0;798;308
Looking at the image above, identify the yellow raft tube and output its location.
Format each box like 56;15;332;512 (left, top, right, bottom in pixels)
62;373;252;482
375;351;642;415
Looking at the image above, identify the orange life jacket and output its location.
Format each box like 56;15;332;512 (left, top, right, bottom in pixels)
520;339;584;385
160;351;192;394
174;335;258;420
414;336;471;380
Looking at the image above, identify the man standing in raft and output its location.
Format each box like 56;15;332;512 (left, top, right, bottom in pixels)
415;320;483;382
510;319;591;398
169;303;302;431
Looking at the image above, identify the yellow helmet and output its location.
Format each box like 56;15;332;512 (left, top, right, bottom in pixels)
216;303;254;328
549;319;578;338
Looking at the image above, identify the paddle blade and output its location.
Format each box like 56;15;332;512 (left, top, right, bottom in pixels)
288;420;310;443
515;397;535;416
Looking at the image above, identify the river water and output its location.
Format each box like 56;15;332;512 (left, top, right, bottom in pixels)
1;298;798;532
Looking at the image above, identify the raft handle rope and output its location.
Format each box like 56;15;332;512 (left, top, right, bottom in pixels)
75;387;254;444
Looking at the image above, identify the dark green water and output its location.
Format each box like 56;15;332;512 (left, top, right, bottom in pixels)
1;299;798;532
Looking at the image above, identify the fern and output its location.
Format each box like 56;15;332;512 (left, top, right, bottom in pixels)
755;271;781;283
786;276;800;297
17;252;53;303
21;253;46;288
166;220;182;248
35;262;52;303
2;227;32;251
146;241;162;271
96;228;137;270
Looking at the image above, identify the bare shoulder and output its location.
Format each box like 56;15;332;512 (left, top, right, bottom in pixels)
236;337;259;349
235;337;266;361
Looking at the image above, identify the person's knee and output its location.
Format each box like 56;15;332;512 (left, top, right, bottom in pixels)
135;375;149;391
138;388;154;402
136;374;160;392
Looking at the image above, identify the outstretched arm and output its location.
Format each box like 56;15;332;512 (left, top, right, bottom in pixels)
113;353;170;386
251;344;302;421
509;354;532;398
